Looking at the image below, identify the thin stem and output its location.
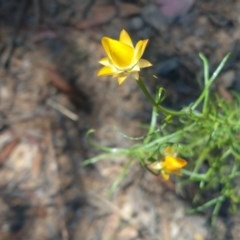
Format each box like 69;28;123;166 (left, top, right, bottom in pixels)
190;196;225;213
142;122;196;150
137;78;184;116
144;103;158;144
182;169;206;181
200;53;210;114
192;53;230;112
209;53;230;84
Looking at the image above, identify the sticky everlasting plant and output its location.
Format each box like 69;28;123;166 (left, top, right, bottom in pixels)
146;146;187;180
97;29;152;85
86;29;240;224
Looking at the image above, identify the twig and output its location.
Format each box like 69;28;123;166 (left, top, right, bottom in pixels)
47;99;78;121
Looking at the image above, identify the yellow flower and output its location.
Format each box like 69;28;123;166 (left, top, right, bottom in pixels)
161;155;187;180
147;146;187;180
97;29;152;85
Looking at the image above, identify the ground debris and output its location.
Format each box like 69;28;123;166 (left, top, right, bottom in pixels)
0;0;240;239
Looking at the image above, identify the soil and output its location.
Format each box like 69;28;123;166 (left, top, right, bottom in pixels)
0;0;240;239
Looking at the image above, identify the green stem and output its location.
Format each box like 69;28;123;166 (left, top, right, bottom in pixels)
201;54;210;114
182;169;206;181
190;196;225;213
191;53;230;112
137;78;183;116
142;122;195;150
144;102;158;144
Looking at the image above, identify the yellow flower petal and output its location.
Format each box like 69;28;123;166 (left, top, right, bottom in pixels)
148;161;162;171
131;64;140;72
118;76;128;85
161;171;170;180
99;57;111;66
162;156;187;172
102;37;134;69
97;66;116;76
132;72;139;80
164;146;175;155
138;59;152;68
133;39;149;64
119;29;133;47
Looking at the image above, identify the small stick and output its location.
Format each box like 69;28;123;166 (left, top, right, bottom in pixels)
47;99;78;121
